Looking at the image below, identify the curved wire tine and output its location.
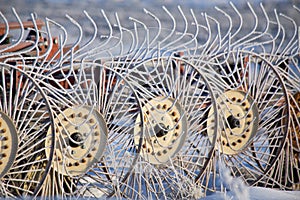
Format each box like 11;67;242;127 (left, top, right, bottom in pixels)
238;3;275;51
228;1;243;40
25;17;68;77
154;6;199;57
214;6;232;47
0;11;9;44
211;3;272;52
154;6;176;48
203;14;224;55
40;19;65;68
93;10;137;61
143;7;162;49
111;18;136;59
91;11;127;60
188;12;216;66
81;10;131;62
32;13;95;92
277;13;298;56
231;2;259;48
163;8;200;57
128;16;150;60
0;8;38;59
198;12;218;57
64;10;117;62
27;14;55;71
0;8;24;54
160;6;188;51
116;6;201;63
63;14;82;59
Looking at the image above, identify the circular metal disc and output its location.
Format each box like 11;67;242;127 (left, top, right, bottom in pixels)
0;112;18;178
207;90;259;155
46;106;107;176
134;96;188;164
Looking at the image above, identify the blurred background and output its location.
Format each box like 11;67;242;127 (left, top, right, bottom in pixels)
0;0;299;49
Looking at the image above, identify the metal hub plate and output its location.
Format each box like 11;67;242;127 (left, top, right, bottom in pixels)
134;97;188;165
46;106;107;176
0;111;18;178
208;90;259;155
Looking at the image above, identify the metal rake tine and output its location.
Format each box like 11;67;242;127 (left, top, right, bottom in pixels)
211;3;272;52
98;9;127;57
278;13;299;55
165;8;200;57
214;6;232;48
42;19;65;68
198;12;220;57
110;19;137;62
64;14;83;58
128;16;151;61
0;11;9;44
156;6;199;57
160;6;188;52
96;11;128;60
119;6;201;61
143;8;162;49
228;1;243;41
27;14;58;72
202;13;224;55
231;2;259;48
0;8;37;58
0;8;24;55
86;10;135;62
71;10;128;62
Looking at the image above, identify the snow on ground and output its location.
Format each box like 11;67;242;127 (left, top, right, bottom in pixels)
203;187;300;200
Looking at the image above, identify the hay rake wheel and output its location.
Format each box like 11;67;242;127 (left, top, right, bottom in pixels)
202;50;290;189
262;54;300;190
0;1;299;198
109;54;218;199
267;5;300;190
271;92;300;190
0;63;55;198
34;61;144;199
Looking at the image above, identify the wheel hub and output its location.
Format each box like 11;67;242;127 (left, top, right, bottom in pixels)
46;106;107;176
0;111;18;178
134;97;188;165
208;90;259;155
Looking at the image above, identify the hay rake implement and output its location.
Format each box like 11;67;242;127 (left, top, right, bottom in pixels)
0;2;299;199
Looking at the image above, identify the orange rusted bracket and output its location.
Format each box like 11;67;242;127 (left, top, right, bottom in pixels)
0;19;45;35
0;19;45;54
0;18;79;62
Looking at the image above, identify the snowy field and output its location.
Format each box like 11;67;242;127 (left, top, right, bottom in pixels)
1;0;300;199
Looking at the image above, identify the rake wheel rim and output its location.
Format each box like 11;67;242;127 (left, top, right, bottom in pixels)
290;92;300;159
0;64;55;198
